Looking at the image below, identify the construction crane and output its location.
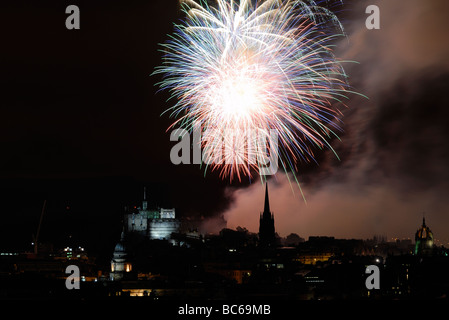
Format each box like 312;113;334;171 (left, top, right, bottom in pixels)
33;200;47;255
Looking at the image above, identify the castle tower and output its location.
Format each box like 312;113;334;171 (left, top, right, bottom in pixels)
259;183;276;247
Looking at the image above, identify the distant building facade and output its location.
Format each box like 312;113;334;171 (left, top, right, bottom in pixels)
110;189;180;281
124;188;180;241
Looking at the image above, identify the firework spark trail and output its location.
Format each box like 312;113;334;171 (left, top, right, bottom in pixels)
154;0;355;186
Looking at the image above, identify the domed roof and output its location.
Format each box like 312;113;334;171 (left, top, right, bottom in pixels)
415;218;433;240
114;242;125;253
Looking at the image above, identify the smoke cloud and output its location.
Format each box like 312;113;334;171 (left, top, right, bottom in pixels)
221;0;449;243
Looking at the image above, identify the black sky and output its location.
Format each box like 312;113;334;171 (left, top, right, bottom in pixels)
0;0;235;256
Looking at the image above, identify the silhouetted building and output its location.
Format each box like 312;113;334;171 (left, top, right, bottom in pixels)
414;217;434;256
259;183;276;247
110;229;132;281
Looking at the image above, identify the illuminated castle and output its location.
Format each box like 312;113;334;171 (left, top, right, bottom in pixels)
414;217;434;256
124;188;180;241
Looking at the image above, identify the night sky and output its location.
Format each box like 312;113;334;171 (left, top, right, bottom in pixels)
1;0;449;257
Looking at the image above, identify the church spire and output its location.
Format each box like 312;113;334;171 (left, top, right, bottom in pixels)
259;182;276;247
263;182;270;215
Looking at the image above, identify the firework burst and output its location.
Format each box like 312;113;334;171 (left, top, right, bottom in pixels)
154;0;354;185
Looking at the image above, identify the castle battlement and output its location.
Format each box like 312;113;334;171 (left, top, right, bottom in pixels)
124;189;180;240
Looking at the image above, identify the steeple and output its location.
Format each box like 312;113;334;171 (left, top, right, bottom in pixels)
263;182;270;216
259;182;276;247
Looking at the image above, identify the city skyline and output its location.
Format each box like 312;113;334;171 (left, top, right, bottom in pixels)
2;178;447;301
1;0;449;262
224;176;449;244
0;179;441;256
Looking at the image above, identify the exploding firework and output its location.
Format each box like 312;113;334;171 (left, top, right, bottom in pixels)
154;0;354;184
